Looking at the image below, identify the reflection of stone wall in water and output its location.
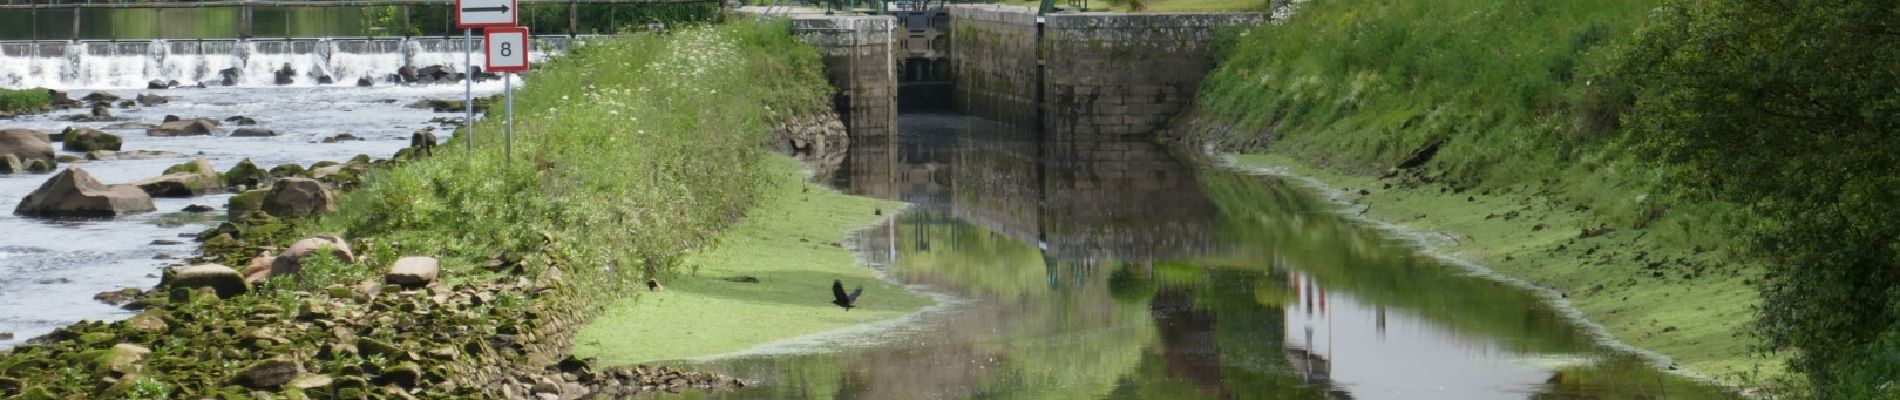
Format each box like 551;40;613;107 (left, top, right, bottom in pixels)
1037;134;1217;260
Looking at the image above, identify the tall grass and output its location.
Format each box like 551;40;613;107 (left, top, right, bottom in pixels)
301;20;833;291
0;88;50;112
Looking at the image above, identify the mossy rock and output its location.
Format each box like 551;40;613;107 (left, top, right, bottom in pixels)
227;189;268;220
268;163;306;179
91;343;150;376
161;159;205;175
222;158;269;189
308;161;339;169
59;127;121;152
137;159;223;197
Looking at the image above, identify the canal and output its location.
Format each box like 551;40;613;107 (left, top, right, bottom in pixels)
648;114;1737;399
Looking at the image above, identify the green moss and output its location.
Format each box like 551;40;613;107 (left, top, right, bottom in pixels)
572;157;930;364
1227;153;1779;384
222;158;268;189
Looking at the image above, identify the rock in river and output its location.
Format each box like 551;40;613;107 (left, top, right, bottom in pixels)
147;118;219;136
60;127;122;152
0;128;55;174
270;234;354;279
14;168;155;217
132;158;223;197
231;128;277;137
261;177;336;218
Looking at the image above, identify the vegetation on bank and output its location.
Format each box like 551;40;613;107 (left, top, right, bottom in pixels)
1184;0;1900;395
574;157;930;364
0;20;836;398
0;89;50;113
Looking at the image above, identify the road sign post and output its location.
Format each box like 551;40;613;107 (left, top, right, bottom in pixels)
485;27;530;166
456;0;515;156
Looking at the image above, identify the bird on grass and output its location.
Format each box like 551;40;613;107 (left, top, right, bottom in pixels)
831;279;863;310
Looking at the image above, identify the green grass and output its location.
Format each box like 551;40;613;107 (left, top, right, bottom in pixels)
572;157;931;364
0;88;50;113
997;0;1275;13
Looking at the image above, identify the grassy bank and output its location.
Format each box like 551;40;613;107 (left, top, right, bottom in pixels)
1172;0;1787;387
0;21;839;398
573;156;931;364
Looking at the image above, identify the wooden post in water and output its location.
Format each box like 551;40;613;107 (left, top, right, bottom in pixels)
69;6;79;41
401;5;411;38
239;1;253;39
568;0;578;37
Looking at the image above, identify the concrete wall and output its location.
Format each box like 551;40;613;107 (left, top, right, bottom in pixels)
943;5;1264;137
792;15;900;139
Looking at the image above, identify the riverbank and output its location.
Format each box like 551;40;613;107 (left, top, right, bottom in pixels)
0;20;845;398
1214;153;1776;385
573;156;933;364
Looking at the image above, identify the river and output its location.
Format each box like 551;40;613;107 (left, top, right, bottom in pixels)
0;82;507;348
647;114;1738;399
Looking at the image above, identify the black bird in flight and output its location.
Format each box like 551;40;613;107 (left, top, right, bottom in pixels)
832;279;863;310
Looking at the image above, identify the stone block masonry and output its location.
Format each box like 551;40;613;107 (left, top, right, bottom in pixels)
792;15;900;139
943;5;1265;137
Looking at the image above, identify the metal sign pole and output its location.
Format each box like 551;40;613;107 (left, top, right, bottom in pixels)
463;28;474;153
504;72;514;166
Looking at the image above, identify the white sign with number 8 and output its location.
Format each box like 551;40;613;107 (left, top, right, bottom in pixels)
484;27;530;73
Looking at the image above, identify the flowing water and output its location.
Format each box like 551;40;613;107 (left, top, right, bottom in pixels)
651;114;1738;399
0;81;510;349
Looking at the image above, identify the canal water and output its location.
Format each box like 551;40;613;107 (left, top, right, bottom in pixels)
0;82;505;348
657;114;1737;399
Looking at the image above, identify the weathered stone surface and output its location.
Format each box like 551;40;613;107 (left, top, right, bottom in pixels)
132;158;223;197
147;80;170;90
169;264;248;298
14;168;156;217
242;250;275;282
222;158;269;189
271;234;354;278
60;127;122;152
225;115;257;125
0;128;55;174
146;118;219;136
227;188;267;220
0;154;20;174
385;257;440;287
261;177;336;218
79;92;120;103
239;359;302;388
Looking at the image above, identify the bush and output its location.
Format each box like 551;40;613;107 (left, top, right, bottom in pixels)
0;88;50;112
1610;0;1900;394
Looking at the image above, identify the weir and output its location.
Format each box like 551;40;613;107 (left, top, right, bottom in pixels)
0;36;578;88
785;5;1266;138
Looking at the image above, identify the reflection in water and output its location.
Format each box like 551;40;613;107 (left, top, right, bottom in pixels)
654;114;1734;399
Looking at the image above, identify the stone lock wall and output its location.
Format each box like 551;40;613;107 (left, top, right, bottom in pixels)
1041;13;1267;136
946;5;1042;130
942;5;1264;137
791;16;900;139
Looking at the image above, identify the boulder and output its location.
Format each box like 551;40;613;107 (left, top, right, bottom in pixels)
316;75;334;85
231;128;276;137
384;257;440;287
397;66;419;83
146;80;170;90
60;127;122;152
226;189;267;220
90;104;111;117
0;128;55;173
94;343;151;376
132;159;222;197
79;92;120;103
223;158;269;189
0;155;20;174
167;264;247;298
273;63;296;85
219;67;242;86
268;163;305;178
135;93;168;106
356;77;374;87
270;234;354;279
242;250;275;283
104;122;154;130
117;100;135;108
162;115;180;123
14;168;155;217
147;118;219;136
320;133;362;143
224;115;257;125
261;177;335;218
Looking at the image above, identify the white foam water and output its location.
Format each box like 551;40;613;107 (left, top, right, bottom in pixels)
0;36;578;89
